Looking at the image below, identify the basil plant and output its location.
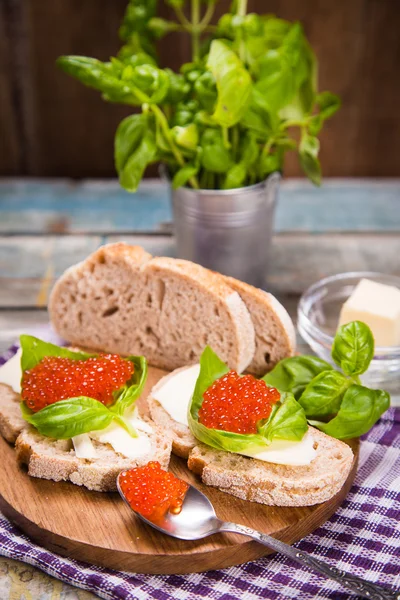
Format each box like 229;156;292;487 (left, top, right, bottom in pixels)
57;0;340;191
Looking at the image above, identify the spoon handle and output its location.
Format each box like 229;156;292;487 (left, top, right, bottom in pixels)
219;522;399;600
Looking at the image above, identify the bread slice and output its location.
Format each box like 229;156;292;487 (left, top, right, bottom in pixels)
147;367;197;459
223;276;296;375
0;383;172;493
187;428;354;506
49;243;255;373
0;384;27;443
15;421;171;492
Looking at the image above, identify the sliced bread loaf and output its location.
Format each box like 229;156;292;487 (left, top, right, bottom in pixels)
223;276;296;375
187;427;354;506
15;421;171;492
49;243;256;373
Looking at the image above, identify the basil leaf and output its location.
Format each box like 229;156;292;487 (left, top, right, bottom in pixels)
299;133;321;186
207;40;252;127
188;415;266;454
298;370;351;417
119;128;157;192
114;113;146;174
172;164;199;189
222;163;247;189
332;321;375;377
188;346;308;454
262;355;332;399
21;397;113;439
258;393;308;442
20;335;95;372
201;129;233;174
110;355;147;415
309;92;341;135
189;346;229;422
311;385;390;439
57;56;125;97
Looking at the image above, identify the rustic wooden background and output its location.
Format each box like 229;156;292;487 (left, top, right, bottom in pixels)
1;0;399;179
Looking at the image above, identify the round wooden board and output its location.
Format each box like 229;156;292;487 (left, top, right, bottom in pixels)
0;366;359;574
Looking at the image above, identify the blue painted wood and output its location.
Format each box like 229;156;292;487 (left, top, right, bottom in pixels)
0;178;399;233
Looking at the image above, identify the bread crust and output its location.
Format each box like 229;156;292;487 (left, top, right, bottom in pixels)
223;276;296;375
0;384;27;443
188;428;354;507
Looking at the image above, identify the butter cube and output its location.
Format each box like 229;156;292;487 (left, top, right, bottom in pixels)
338;278;400;347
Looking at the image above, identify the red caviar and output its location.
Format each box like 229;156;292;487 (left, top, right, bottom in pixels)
119;462;189;520
199;370;280;434
21;354;133;412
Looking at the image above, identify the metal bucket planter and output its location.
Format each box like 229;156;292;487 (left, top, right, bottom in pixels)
167;172;280;288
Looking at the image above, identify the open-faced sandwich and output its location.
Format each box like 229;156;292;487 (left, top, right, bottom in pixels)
0;336;171;491
0;243;390;508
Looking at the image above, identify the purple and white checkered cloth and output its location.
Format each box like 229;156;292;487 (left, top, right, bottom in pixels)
0;342;399;600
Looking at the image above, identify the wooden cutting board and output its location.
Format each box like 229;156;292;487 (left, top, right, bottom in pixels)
0;366;359;574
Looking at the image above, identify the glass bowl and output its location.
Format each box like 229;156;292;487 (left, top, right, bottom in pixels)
297;272;400;396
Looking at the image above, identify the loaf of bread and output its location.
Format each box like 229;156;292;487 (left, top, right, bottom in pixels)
49;243;256;373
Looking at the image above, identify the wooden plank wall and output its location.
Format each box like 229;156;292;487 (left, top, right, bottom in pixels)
1;0;399;178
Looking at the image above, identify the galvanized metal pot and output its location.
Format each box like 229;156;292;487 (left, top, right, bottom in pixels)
167;172;280;288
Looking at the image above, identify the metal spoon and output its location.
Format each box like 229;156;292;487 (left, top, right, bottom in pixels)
117;476;399;600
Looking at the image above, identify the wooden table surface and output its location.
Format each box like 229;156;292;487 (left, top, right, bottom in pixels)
0;177;399;598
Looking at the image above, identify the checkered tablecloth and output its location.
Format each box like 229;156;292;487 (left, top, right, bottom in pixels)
0;342;399;600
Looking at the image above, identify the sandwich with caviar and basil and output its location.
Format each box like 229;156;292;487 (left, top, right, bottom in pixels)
148;322;390;506
0;336;171;492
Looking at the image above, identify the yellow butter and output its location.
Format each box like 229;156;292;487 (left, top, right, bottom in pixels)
339;278;400;347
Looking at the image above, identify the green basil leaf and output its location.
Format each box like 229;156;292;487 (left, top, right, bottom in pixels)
311;385;390;439
188;415;266;454
298;370;351;417
201;129;233;174
114;114;146;174
172;123;198;150
147;17;177;39
110;355;148;415
119;128;157;192
207;40;252;127
262;355;333;399
194;72;217;113
299;133;321;185
258;392;308;442
309;92;341;135
240;90;273;135
240;132;259;167
57;56;125;97
332;321;375;377
172;164;199;189
20;335;95;372
222;163;247;189
190;346;229;422
21;397;113;439
119;0;157;37
164;68;190;104
259;150;283;179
